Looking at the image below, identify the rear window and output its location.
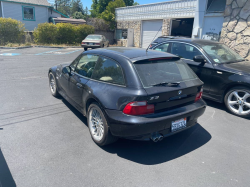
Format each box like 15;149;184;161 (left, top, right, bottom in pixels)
134;59;198;88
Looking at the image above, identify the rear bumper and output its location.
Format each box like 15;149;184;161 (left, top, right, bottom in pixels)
81;45;101;48
105;99;206;140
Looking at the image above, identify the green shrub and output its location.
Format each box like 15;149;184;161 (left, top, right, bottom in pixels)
33;23;57;44
56;23;76;44
0;18;25;45
33;23;94;45
75;24;95;43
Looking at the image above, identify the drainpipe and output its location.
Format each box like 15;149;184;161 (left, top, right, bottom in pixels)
192;0;207;39
1;1;4;18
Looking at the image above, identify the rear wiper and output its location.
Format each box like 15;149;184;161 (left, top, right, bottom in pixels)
151;82;180;87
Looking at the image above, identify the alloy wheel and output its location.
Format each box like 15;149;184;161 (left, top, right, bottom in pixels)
89;108;104;141
50;74;56;94
227;90;250;115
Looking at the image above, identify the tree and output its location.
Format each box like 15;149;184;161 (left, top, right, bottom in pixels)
123;0;134;6
101;0;125;29
72;11;85;19
90;0;113;18
71;0;84;14
55;0;71;16
133;2;139;5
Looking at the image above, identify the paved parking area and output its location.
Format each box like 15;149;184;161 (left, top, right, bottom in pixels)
0;47;250;187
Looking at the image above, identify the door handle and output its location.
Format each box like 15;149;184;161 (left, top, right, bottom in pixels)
76;83;83;88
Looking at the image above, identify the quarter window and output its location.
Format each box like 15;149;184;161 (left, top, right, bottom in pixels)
92;57;125;86
171;43;203;60
75;54;99;78
23;6;35;21
154;43;170;52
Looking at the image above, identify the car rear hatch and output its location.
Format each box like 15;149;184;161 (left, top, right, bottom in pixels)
133;57;203;113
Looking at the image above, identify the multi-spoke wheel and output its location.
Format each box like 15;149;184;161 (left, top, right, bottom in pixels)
49;72;59;97
225;87;250;118
87;103;118;146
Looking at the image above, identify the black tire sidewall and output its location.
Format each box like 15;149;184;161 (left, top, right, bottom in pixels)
87;103;110;146
224;86;250;117
84;48;87;51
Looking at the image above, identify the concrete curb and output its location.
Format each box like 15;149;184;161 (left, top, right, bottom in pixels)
0;46;33;49
34;46;82;48
0;46;82;49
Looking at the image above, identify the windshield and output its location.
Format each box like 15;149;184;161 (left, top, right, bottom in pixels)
202;43;245;63
134;59;198;88
85;35;102;40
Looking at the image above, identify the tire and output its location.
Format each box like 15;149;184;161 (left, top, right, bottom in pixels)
224;86;250;118
87;102;118;146
84;47;87;51
49;72;59;97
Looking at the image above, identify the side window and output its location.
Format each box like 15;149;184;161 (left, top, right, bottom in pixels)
171;43;203;60
75;54;99;78
92;57;125;86
154;43;170;52
70;55;81;71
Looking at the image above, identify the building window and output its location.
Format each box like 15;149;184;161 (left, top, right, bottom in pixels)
22;6;35;21
116;29;127;39
207;0;226;13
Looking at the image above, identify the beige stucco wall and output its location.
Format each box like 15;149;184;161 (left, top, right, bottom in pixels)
220;0;250;60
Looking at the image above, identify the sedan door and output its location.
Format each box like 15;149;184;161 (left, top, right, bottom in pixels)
68;54;99;109
169;42;216;97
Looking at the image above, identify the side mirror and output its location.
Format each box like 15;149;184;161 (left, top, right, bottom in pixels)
62;66;71;74
193;55;206;63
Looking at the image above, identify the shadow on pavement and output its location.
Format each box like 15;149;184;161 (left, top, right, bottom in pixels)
0;148;16;187
62;98;212;165
102;124;211;165
204;99;226;111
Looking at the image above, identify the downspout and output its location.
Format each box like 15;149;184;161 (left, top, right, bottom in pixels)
192;0;207;39
1;1;4;18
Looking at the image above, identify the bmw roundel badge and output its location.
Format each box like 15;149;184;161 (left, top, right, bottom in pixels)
178;90;182;95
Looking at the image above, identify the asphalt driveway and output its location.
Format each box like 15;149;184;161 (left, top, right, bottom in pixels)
0;47;249;187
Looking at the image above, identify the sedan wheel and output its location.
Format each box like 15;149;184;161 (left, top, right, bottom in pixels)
49;73;59;97
87;103;118;146
225;87;250;117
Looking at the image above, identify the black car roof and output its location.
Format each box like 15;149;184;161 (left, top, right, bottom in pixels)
156;37;220;46
89;47;178;61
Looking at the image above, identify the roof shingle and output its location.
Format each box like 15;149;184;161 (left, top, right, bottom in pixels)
7;0;51;7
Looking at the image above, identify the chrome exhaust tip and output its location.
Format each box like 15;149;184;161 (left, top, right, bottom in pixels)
158;135;163;141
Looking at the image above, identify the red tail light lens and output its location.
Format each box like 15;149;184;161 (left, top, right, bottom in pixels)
195;88;203;102
82;42;86;44
123;101;154;115
96;43;100;45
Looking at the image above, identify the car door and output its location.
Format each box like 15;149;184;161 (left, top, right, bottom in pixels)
154;42;171;53
169;42;216;96
69;54;99;108
59;56;80;95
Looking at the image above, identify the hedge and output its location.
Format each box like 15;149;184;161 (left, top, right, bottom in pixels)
0;18;25;45
33;23;95;44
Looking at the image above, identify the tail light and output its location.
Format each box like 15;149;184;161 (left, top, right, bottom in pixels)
195;87;203;102
123;101;154;115
149;44;152;48
82;42;86;44
96;43;100;45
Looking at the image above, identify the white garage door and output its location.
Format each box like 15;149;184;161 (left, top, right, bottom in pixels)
141;20;163;48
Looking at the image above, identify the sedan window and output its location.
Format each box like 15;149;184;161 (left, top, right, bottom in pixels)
171;43;203;60
154;43;170;52
75;54;99;78
91;57;125;86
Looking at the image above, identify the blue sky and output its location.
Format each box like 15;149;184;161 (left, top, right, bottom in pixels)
82;0;171;10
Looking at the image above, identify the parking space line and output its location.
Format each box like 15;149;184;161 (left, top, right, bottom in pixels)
35;48;64;55
64;49;83;54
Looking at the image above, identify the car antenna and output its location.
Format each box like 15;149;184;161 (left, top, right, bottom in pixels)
146;26;162;53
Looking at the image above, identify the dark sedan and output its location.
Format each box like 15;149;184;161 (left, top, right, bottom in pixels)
48;48;206;146
150;37;250;118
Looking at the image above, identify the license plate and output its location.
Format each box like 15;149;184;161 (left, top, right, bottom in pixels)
171;118;187;132
89;43;93;45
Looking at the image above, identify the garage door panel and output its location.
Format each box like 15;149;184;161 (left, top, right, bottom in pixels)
142;20;162;48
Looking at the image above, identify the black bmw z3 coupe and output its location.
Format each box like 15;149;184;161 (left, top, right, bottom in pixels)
48;48;206;146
